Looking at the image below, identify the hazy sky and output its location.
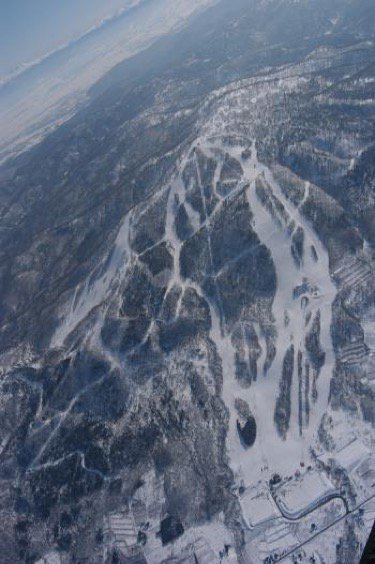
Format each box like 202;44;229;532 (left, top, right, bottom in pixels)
0;0;141;78
0;0;215;164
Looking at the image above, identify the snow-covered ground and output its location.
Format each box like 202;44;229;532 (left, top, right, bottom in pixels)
51;211;133;348
195;138;338;489
241;483;280;528
274;471;337;518
46;71;372;559
127;470;236;563
321;438;370;473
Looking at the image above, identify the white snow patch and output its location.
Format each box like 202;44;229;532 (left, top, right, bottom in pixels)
51;211;132;348
241;483;280;527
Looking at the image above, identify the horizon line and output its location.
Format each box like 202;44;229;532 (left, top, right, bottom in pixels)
0;0;150;89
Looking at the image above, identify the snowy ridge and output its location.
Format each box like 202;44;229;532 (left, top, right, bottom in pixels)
51;211;132;348
33;43;374;560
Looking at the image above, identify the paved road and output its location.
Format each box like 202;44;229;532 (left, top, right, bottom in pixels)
275;494;375;563
273;491;350;521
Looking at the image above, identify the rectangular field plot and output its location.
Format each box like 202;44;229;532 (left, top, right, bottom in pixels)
241;484;280;527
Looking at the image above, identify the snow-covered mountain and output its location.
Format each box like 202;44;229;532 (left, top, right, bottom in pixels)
0;0;374;562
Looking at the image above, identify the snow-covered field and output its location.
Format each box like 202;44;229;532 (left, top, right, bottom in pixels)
322;438;370;473
241;484;280;527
